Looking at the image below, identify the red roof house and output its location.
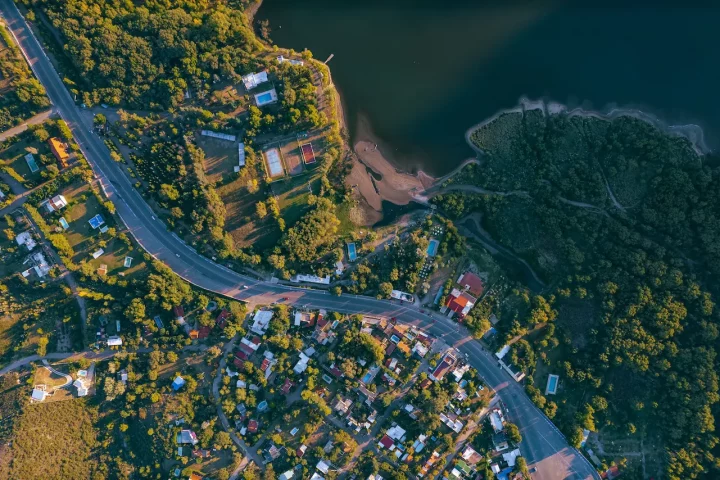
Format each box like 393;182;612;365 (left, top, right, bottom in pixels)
457;272;485;297
260;358;271;372
216;309;230;329
233;358;246;370
235;351;249;361
445;289;476;317
385;343;397;355
281;378;294;395
173;305;184;318
247;419;258;433
379;435;394;449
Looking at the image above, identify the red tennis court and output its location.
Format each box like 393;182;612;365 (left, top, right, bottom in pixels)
301;143;316;164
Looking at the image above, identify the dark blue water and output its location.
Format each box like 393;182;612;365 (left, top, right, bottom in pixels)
258;0;720;176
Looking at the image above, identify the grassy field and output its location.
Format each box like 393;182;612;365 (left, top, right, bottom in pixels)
33;366;69;389
0;126;55;188
0;399;100;479
57;180;147;278
197;135;239;184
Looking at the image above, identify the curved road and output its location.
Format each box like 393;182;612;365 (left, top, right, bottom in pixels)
0;2;597;479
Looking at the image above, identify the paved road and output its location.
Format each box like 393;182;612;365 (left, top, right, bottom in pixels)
0;2;598;479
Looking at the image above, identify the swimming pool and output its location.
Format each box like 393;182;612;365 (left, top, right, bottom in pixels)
347;242;357;261
546;374;559;394
427;239;439;256
255;88;278;106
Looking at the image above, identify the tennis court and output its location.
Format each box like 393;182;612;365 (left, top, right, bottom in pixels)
88;214;105;229
301;143;316;164
263;148;284;178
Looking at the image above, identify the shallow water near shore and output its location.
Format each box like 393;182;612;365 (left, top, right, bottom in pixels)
259;0;720;176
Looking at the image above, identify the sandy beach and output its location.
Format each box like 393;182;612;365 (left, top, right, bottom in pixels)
346;115;435;224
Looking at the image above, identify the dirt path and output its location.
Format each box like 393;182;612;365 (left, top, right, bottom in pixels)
0;108;54;142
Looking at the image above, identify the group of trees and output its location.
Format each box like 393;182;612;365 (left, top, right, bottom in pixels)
435;109;720;478
0;23;50;130
33;0;263;108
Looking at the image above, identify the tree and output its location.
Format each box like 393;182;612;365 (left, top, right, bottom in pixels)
505;422;522;444
256;201;267;219
125;298;146;323
378;282;393;299
93;113;107;126
36;336;49;356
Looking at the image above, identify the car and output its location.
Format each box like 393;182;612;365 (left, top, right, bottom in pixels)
151;215;155;220
419;309;425;313
283;297;289;301
529;467;537;473
242;285;249;289
175;253;180;258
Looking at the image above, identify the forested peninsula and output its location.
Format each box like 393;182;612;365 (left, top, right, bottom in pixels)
433;108;720;477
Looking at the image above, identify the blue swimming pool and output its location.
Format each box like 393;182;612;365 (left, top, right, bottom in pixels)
547;375;558;393
427;239;439;257
347;242;357;261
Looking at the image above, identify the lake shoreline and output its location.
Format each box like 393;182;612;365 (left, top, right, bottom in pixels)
465;97;712;156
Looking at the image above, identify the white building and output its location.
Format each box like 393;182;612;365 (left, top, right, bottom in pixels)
15;231;36;251
31;252;51;277
250;310;273;335
242;71;269;90
73;379;88;397
390;290;414;302
31;387;47;402
293;352;310;374
291;274;331;285
45;195;68;212
107;336;122;346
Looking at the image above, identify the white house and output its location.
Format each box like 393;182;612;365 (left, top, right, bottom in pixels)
31;387;47;402
242;71;269;90
45;195;68;212
15;231;36;251
73;379;88;397
250;310;273;335
293;352;310;374
107;336;122;346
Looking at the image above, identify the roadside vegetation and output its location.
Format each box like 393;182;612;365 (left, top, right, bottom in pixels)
0;18;49;131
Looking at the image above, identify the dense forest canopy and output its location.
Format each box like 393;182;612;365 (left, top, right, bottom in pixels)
434;110;720;478
34;0;262;107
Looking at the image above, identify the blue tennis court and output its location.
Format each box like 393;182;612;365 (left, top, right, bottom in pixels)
88;214;105;229
427;239;439;257
347;242;357;261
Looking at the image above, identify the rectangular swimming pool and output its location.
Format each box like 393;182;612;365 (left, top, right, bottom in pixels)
255;88;278;106
427;239;439;256
347;242;357;261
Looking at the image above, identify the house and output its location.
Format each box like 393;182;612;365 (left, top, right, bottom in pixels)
240;336;261;352
280;378;294;395
177;429;199;445
233;357;246;370
173;306;185;322
15;231;36;251
489;408;505;433
48;137;69;167
172;376;186;391
378;435;394;449
296;444;307;457
492;432;509;452
412;434;427;453
412;342;429;357
279;470;294;480
216;309;230;329
192;449;211;458
419;451;440;478
73;379;88;397
189;326;211;339
251;310;273;335
44;194;68;212
444;288;477;317
502;448;522;467
309;474;324;480
316;460;330;474
333;396;353;415
294;310;312;327
293;352;310;374
356;385;377;405
439;412;464;433
430;352;457;382
456;272;485;297
107;336;122;346
460;444;483;464
263;443;283;462
387;424;406;441
241;70;269;90
247;419;259;433
31;387;47;402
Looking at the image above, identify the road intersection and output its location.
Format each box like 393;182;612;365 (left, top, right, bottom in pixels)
0;2;598;478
